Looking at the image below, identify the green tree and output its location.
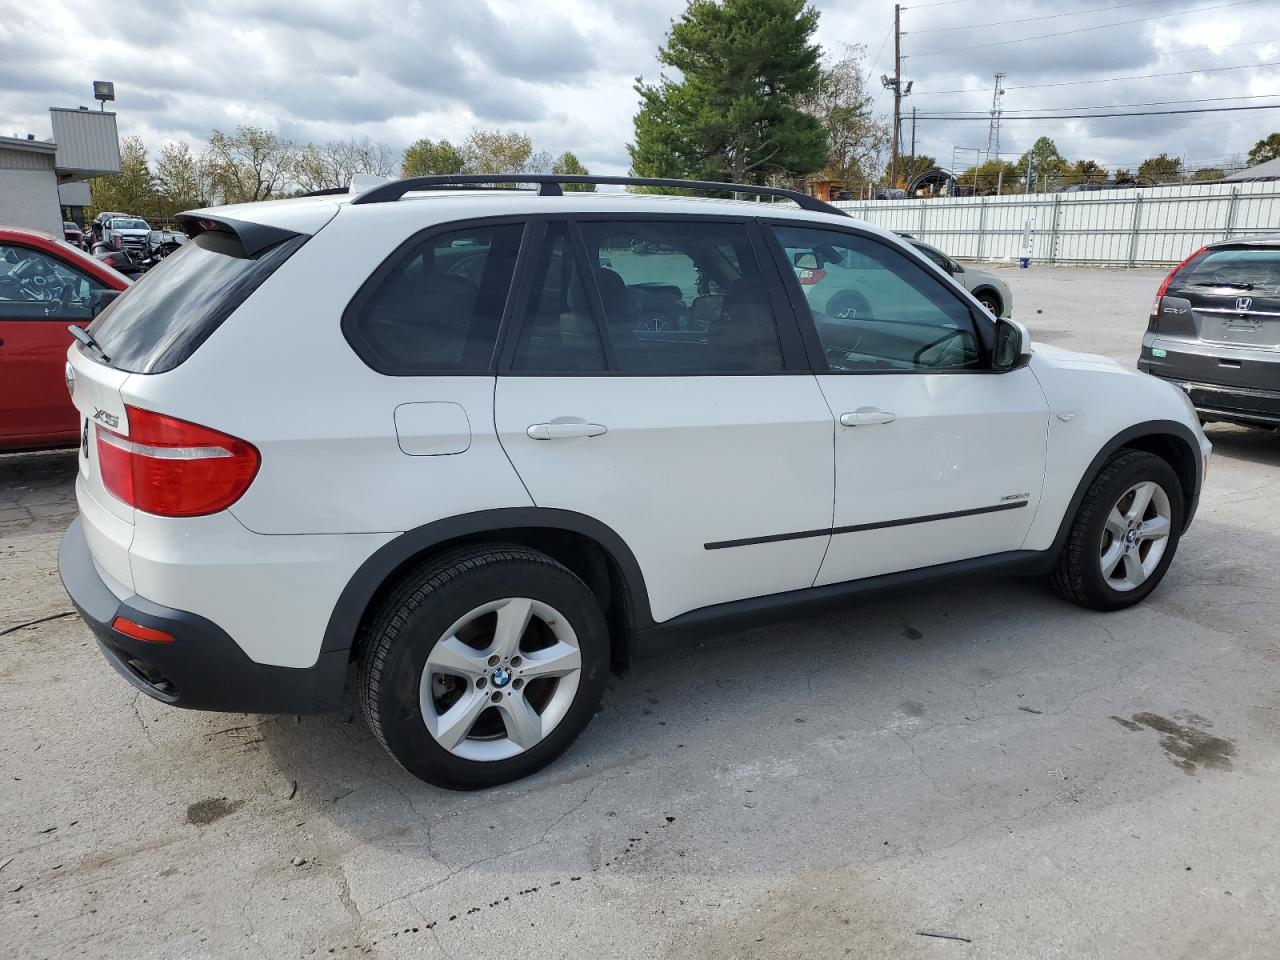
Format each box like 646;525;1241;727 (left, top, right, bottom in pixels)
629;0;828;186
402;137;465;177
461;129;550;175
1113;168;1135;183
799;44;888;188
1247;132;1280;166
957;158;1022;193
1017;136;1066;191
1191;166;1225;182
207;126;298;203
154;141;217;214
1137;152;1183;183
885;154;936;188
89;135;156;217
1063;159;1108;186
551;151;595;191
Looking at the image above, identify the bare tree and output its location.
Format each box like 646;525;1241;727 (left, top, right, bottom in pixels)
295;136;396;192
799;44;890;189
207;126;299;203
461;129;551;175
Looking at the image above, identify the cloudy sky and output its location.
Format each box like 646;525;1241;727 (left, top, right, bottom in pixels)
1;0;1277;177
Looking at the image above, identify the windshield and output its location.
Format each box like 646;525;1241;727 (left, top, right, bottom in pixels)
110;219;148;230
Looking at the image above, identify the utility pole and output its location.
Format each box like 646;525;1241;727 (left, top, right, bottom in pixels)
890;3;902;188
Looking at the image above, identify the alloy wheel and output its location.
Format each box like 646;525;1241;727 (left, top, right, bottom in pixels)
1098;480;1172;592
418;597;583;762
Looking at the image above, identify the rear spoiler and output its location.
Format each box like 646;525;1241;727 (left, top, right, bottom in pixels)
174;214;300;257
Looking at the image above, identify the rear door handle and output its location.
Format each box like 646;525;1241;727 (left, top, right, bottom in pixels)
840;407;896;427
527;421;608;440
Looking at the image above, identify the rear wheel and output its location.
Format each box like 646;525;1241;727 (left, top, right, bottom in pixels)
358;545;609;789
1051;450;1183;611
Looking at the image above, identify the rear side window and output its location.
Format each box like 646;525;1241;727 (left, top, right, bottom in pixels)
345;224;524;375
88;230;304;373
1172;247;1280;292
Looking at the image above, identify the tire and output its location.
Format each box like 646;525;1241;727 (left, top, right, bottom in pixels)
976;290;1002;316
1051;450;1184;611
358;544;610;789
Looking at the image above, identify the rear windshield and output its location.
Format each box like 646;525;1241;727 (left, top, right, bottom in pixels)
88;230;305;373
1174;247;1280;293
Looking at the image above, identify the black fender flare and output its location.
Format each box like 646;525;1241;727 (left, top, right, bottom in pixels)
1048;419;1203;558
319;507;654;657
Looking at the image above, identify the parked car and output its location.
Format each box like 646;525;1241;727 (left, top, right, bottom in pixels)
63;221;85;249
97;216;152;257
895;233;1013;317
59;175;1209;789
90;211;126;245
92;247;144;277
1140;235;1280;428
0;226;129;452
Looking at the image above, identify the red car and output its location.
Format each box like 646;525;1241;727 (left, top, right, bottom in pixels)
1;226;130;452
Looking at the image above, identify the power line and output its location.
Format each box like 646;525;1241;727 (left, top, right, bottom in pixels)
912;59;1280;95
910;0;1264;58
914;103;1280;119
923;93;1280;115
909;0;1170;34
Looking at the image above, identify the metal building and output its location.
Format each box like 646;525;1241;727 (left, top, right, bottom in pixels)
0;107;121;235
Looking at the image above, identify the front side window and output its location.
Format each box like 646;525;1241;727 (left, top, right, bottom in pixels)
774;226;983;373
346;223;523;375
0;244;105;319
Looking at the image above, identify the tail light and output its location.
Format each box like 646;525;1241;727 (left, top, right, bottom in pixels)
96;406;260;517
1150;246;1207;328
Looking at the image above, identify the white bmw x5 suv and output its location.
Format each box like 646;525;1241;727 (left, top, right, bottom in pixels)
60;175;1210;789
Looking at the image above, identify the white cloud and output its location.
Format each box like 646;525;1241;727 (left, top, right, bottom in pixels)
0;0;1275;177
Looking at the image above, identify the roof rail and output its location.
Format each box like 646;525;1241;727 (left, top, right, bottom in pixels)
347;174;847;216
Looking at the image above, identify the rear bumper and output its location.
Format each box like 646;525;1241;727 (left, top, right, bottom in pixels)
1140;367;1280;427
58;517;347;713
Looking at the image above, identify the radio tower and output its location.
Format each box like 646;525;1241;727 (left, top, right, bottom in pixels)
986;72;1006;162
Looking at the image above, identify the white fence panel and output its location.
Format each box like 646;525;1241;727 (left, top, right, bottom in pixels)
834;181;1280;266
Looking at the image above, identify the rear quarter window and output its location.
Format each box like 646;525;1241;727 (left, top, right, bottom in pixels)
343;223;524;375
88;230;305;373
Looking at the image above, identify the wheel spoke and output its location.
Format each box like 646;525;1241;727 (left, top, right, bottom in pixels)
519;641;582;680
427;636;489;680
1138;516;1171;541
1123;552;1147;587
1105;507;1127;540
492;598;534;658
1101;542;1125;577
1126;482;1155;522
497;694;544;749
430;687;490;751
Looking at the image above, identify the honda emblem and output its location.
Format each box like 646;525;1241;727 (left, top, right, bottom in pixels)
1235;296;1253;312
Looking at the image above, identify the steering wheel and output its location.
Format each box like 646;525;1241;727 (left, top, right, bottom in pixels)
824;288;872;321
912;329;971;368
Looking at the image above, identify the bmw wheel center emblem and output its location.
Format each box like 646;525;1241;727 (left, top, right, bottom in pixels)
492;667;512;688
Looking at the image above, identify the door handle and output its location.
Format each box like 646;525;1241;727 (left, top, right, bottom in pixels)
527;421;608;440
839;407;896;427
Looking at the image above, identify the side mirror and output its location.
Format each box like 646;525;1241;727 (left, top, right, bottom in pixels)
993;318;1032;371
948;260;963;275
91;288;122;317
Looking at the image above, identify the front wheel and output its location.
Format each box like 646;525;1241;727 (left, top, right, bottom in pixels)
1051;450;1184;611
976;291;1002;316
358;545;610;789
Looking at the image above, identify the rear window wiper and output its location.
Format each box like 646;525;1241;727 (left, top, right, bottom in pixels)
68;324;110;363
1188;281;1254;289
